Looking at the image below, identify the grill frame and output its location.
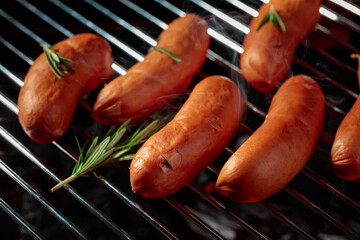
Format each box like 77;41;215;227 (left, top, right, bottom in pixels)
1;0;360;239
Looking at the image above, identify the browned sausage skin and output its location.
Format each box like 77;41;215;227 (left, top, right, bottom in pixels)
18;33;114;143
92;13;210;125
216;75;325;202
330;54;360;180
240;0;321;92
130;75;243;198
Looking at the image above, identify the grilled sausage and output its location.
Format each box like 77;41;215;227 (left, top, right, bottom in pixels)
330;54;360;180
92;14;210;125
240;0;321;92
18;33;114;143
216;75;324;202
130;75;243;198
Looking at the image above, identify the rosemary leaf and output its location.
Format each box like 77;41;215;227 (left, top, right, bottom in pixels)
133;120;158;142
256;13;270;31
62;60;75;73
114;141;143;151
111;147;131;160
84;137;98;160
273;9;286;32
256;4;286;32
152;47;182;62
72;137;87;175
107;128;126;150
50;51;60;62
43;50;63;79
80;137;111;171
40;44;76;79
86;148;115;172
118;154;135;162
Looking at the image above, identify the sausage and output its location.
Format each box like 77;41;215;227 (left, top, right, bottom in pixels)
130;75;243;198
354;54;360;85
240;0;321;92
330;54;360;180
216;75;324;202
18;33;114;143
91;14;210;125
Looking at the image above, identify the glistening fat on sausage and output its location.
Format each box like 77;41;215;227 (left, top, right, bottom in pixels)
92;13;210;125
240;0;321;92
18;33;114;143
130;75;243;198
216;75;325;202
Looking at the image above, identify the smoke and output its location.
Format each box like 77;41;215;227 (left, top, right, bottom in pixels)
203;12;253;123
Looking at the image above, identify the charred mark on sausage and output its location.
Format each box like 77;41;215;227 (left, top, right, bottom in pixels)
161;156;173;170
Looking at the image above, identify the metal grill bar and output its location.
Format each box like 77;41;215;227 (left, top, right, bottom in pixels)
329;0;360;16
50;0;144;62
314;24;360;54
0;158;89;239
187;182;271;240
0;198;44;240
257;201;319;240
293;58;358;99
207;166;324;239
225;0;259;17
163;195;226;240
0;91;19;115
0;10;47;50
285;186;360;239
0;9;46;45
91;172;180;240
84;0;157;47
0;126;133;239
205;160;320;240
0;110;178;240
0;36;33;66
327;7;360;33
189;0;250;34
302;166;360;211
16;0;73;38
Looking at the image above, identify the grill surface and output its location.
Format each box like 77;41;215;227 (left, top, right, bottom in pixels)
1;0;360;239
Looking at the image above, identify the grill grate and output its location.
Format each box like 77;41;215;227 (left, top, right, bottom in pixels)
1;0;360;239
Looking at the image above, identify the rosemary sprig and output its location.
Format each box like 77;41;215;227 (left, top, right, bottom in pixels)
51;118;166;192
256;4;286;32
41;44;75;79
151;46;182;62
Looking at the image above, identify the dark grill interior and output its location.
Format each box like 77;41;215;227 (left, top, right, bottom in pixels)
1;0;360;239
